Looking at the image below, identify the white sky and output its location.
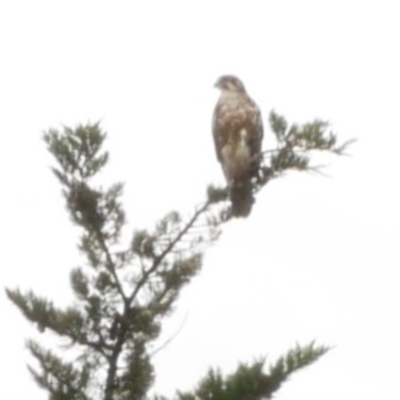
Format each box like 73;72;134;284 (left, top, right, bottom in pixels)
1;1;399;399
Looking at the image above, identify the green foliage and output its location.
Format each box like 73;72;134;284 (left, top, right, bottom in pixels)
266;341;329;395
262;111;354;181
6;124;220;400
175;342;329;400
6;115;351;399
27;340;91;400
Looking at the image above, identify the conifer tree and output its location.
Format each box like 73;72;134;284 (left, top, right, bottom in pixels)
6;112;353;399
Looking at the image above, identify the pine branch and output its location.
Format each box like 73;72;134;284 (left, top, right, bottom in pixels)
103;202;215;399
127;201;211;306
262;110;354;179
265;341;330;396
27;340;91;400
174;341;330;400
94;225;128;305
5;288;112;361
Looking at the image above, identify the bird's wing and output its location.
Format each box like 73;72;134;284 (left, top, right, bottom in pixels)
212;102;230;163
245;98;263;158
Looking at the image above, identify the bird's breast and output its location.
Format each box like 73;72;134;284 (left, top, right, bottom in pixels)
221;130;252;183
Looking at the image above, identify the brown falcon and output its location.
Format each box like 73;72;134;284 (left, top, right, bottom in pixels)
212;75;263;217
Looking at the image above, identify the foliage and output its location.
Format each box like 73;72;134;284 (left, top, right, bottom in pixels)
173;342;329;400
6;112;352;399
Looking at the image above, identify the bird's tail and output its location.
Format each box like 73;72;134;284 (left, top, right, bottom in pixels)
230;180;255;218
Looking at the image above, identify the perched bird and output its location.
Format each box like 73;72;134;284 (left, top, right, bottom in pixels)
212;75;264;217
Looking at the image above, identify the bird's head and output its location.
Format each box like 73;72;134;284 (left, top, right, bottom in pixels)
214;75;246;94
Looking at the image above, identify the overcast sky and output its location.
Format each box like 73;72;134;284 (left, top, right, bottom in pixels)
1;1;399;399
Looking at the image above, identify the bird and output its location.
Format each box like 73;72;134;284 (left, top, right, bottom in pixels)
212;75;264;217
